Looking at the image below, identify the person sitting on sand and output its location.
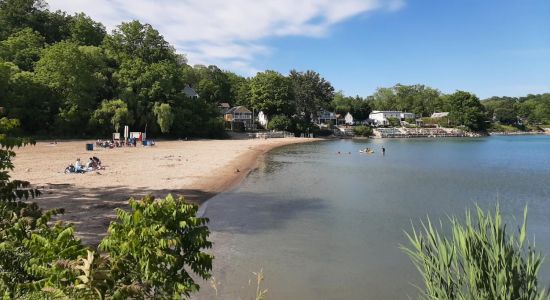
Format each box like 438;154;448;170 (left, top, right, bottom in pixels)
74;158;84;173
92;156;102;169
86;157;96;171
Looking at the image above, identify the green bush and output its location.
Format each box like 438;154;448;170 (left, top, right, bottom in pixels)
100;195;213;299
1;195;213;299
402;205;548;300
267;115;292;131
387;117;401;127
353;125;372;137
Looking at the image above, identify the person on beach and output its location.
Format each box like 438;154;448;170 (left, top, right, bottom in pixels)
92;156;102;169
382;147;386;155
86;158;94;171
74;158;83;172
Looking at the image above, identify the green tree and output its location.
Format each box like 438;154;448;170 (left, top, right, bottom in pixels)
447;91;488;131
249;70;294;117
69;13;106;46
403;205;548;300
289;69;334;122
225;71;249;106
114;59;184;132
91;99;132;133
153;102;174;133
35;41;106;134
0;27;44;70
103;20;176;65
331;91;372;121
267;115;292;131
4;70;59;134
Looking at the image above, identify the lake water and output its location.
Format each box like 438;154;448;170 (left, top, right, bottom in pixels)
197;136;550;299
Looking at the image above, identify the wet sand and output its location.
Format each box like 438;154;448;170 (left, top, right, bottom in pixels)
11;138;319;245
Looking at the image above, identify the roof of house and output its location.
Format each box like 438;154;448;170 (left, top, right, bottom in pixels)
370;111;401;115
183;85;199;98
226;106;252;114
218;102;230;108
431;112;449;118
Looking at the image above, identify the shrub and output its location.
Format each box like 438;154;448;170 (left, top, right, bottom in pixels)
1;195;213;299
353;125;372;137
387;117;401;127
402;205;548;300
267;115;292;131
100;195;213;299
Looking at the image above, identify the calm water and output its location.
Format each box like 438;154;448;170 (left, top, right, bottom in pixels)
198;136;550;299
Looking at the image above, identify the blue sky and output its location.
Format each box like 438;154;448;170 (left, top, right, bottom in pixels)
49;0;549;99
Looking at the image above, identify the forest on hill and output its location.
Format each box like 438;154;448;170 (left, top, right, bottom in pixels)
1;0;549;138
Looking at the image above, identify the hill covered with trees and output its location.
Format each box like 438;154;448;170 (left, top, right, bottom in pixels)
1;0;548;138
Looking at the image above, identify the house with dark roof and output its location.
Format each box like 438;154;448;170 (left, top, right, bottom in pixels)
218;102;231;114
183;85;199;99
224;106;254;130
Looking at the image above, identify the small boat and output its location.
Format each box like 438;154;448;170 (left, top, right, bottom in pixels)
359;149;375;154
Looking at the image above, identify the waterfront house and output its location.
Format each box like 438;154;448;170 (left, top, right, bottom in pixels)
224;106;254;130
183;85;199;99
317;110;337;125
344;112;354;125
369;111;416;126
257;111;269;128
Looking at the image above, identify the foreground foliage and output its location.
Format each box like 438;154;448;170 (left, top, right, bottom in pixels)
1;195;213;299
403;205;548;300
0;114;213;299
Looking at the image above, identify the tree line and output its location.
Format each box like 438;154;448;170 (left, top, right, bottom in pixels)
1;0;549;138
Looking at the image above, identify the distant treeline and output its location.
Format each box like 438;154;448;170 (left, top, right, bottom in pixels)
1;0;548;137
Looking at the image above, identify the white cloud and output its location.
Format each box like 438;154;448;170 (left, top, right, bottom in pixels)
47;0;404;75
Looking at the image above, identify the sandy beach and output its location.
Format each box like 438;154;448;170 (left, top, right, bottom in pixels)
11;138;319;245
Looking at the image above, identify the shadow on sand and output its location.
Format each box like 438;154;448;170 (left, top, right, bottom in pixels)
31;184;213;247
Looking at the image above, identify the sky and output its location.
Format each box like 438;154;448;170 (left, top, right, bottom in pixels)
47;0;550;99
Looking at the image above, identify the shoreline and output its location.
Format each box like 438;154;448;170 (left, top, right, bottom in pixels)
11;137;321;245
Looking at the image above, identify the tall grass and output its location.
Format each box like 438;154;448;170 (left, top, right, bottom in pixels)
402;205;549;300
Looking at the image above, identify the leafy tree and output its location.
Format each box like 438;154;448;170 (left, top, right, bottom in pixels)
69;13;106;46
91;99;132;133
370;84;444;117
99;195;213;299
153;102;174;133
289;70;334;122
267;115;292;131
249;70;294;117
35;41;106;134
225;71;249;106
114;59;184;132
353;125;372;137
447;91;488;131
0;0;47;39
0;27;44;70
331;91;372;120
403;205;548;300
4;70;59;134
103;20;176;65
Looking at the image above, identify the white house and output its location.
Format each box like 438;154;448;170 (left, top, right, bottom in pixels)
344;112;354;125
368;111;416;126
257;111;269;128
